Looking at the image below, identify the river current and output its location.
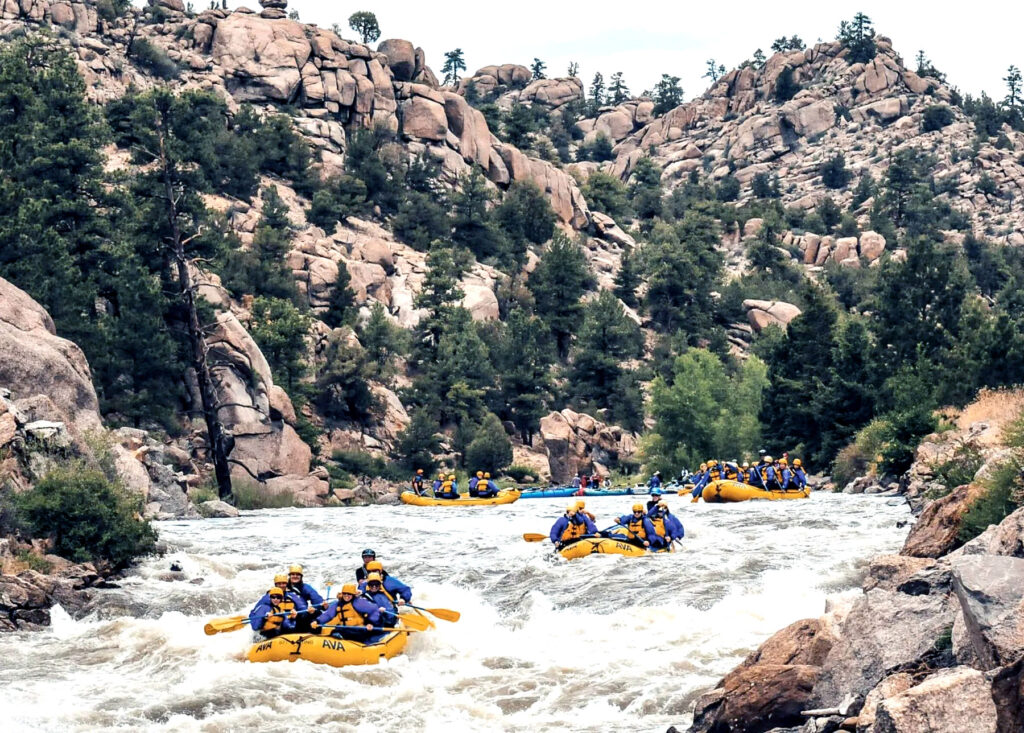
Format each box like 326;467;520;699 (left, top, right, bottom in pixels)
3;492;910;732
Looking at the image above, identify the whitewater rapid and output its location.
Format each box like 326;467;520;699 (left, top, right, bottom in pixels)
3;492;910;732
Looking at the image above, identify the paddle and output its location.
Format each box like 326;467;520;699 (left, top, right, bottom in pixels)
396;610;431;631
205;611;294;636
404;603;460;623
522;533;548;542
315;625;422;633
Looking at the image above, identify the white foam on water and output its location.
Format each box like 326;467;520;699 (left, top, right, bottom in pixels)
2;493;910;732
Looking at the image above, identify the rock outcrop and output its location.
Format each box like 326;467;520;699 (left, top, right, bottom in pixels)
537;409;638;483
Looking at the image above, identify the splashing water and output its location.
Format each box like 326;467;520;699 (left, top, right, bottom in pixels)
3;493;909;732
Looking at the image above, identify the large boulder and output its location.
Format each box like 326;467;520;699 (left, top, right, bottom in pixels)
690;664;820;733
400;95;447;140
813;589;956;706
901;483;986;557
376;39;415;81
871;667;997;733
442;91;492;168
210;14;312;102
0;276;102;436
517;77;584;110
991;656;1024;733
743;299;802;333
951;555;1024;669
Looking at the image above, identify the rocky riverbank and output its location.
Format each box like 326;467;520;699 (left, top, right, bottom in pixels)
681;395;1024;733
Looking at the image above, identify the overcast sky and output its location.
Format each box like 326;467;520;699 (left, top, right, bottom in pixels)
275;0;1022;102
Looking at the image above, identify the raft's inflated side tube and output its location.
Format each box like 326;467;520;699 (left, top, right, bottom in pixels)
399;489;521;506
247;628;408;667
558;535;676;560
697;479;811;503
519;487;643;499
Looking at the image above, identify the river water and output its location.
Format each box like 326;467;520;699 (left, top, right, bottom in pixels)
3;493;910;732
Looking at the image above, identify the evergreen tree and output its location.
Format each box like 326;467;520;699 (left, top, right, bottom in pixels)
568;290;644;425
450;170;509;262
567;61;579;77
821;153;852;189
441;48;466;86
222;186;297;302
396;409;442;472
629;156;664;222
348;11;380;44
413;242;466;362
306;174;368;231
529;232;593;358
653;74;684;115
704;59;722;83
582;171;633;221
493;181;556;266
504;102;536;148
609;71;630;104
531;58;547;80
643;214;722;340
751;49;766;69
837;13;876;64
1004;65;1022;109
614;246;642;309
249;296;311;393
345;128;399;212
465;412;514;473
589;72;605;116
360;302;407;382
322;262;356;329
315;331;375;422
491;307;554;443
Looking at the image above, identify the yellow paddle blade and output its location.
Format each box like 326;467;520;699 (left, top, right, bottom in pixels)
204;615;248;635
398;612;431;631
677;488;692;495
422;607;460;623
522;533;548;542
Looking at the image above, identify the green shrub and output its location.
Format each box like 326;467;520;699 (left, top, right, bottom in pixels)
231;481;303;510
930;442;985;496
465;413;514;474
504;465;537;483
130;39;179;80
959;458;1023;543
16;466;157;570
188;485;218;504
15;549;54;574
831;418;891;488
331;449;406;482
921;105;954;132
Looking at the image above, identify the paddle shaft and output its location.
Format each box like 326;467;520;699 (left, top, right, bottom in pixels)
314;625;419;633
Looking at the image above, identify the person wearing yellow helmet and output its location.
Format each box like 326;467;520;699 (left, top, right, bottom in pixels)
358;559;413;604
549;503;597;546
468;470;483;497
575;499;596;522
249;585;304;638
757;456;781;491
477;471;499;498
615;503;656;548
312;583;380;641
286;565;326;631
411;468;426;496
790;458;808;491
359;571;400;627
436;472;459;500
740;462;750;484
648;499;684;547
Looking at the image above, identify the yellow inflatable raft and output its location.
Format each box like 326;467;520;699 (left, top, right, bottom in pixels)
399;489;521;506
558;535;675;560
247;628;408;667
692;479;810;503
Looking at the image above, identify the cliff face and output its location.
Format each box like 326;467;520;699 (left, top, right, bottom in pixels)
578;38;1024;245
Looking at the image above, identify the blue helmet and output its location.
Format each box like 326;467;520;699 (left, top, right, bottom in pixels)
361;548;376;558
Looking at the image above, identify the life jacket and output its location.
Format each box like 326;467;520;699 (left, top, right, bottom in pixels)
262;596;296;632
412;476;424;490
650;515;666;538
708;466;722;481
625;516;647;540
441;480;453;492
326;599;367;628
560;517;587;542
724;465;738;480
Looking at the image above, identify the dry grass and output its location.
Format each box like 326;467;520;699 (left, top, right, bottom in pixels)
950;388;1024;448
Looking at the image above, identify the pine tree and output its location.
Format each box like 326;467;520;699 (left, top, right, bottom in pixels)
589;72;605;116
492;307;554;443
249;296;311;393
451;170;509;262
629;156;664;222
1004;65;1022;109
465;412;513;473
360;302;407;382
837;13;876;64
322;261;356;329
609;71;630;104
653;74;684;115
751;49;766;69
614;246;642;309
493;181;556;267
531;58;546;80
529;232;593;359
396;409;442;471
441;48;466;86
222;186;297;302
348;11;380;44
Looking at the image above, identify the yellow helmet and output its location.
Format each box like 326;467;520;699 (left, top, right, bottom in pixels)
365;572;383;584
438;472;445;478
708;459;718;467
339;583;358;596
273;574;288;584
484;472;491;479
763;456;773;464
268;587;284;597
365;561;383;572
566;504;577;514
575;500;586;509
793;458;802;467
476;471;483;478
779;457;788;465
416;469;423;474
632;503;644;512
288;565;303;575
448;474;456;480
